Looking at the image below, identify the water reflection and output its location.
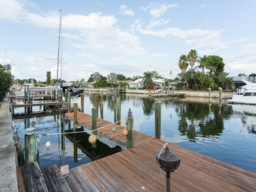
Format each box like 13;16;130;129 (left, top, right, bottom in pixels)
12;93;256;173
65;128;121;161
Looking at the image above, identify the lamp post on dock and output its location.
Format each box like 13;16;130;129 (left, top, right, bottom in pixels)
156;145;180;192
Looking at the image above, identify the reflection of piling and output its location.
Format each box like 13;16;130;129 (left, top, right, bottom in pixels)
73;135;78;162
61;114;65;151
127;109;134;149
81;94;84;112
100;91;103;119
68;120;71;130
116;97;121;125
92;107;97;135
25;132;37;164
73;103;77;131
155;102;161;139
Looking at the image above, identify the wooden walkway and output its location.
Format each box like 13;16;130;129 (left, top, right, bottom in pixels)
17;112;256;191
12;102;61;108
65;112;155;148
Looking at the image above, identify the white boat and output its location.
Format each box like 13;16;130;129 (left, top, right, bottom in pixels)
227;75;256;105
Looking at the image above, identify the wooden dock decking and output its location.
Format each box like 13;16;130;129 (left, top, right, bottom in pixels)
12;102;61;108
17;112;256;191
65;112;155;148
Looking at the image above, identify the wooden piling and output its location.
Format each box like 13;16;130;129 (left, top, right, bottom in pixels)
65;91;68;103
68;92;71;112
73;103;77;131
127;113;134;149
100;103;103;119
116;97;121;125
95;95;99;118
81;94;84;112
219;88;222;100
25;133;37;164
92;107;97;135
155;102;161;139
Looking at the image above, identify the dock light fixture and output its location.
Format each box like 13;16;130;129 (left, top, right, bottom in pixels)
60;106;68;114
156;145;180;192
128;108;132;117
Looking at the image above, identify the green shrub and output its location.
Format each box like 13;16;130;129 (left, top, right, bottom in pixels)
212;84;218;90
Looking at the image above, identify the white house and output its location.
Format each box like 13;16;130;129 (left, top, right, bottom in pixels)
129;78;165;88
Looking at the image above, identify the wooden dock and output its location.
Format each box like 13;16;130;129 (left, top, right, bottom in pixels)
17;112;256;191
12;102;61;108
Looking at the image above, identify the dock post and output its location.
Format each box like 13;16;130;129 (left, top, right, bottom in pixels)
95;95;99;118
155;102;161;139
219;87;222;101
127;108;134;149
73;103;77;131
25;129;37;164
68;92;71;112
61;89;63;101
81;94;84;112
65;90;68;103
92;107;97;135
116;97;121;125
100;90;103;119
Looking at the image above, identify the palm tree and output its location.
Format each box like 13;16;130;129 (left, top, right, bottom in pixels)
142;71;153;88
179;54;189;87
187;49;198;76
179;54;188;73
198;55;208;85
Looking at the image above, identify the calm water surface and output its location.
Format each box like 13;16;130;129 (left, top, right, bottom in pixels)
13;93;256;173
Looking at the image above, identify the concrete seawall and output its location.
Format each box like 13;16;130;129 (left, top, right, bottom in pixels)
83;88;233;98
0;97;18;191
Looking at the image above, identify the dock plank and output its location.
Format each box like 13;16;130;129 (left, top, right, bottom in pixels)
62;111;256;191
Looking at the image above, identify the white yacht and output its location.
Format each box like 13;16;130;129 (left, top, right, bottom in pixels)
227;75;256;105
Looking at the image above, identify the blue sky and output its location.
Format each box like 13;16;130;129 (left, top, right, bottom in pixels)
1;0;256;82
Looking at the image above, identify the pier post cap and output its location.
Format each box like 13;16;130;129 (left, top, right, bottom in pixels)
26;127;35;135
128;108;132;117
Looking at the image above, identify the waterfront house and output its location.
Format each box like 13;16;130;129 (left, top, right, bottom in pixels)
129;78;165;88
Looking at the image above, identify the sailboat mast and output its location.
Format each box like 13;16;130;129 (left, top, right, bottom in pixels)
56;9;62;87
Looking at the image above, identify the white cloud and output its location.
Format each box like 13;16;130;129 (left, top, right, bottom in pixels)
141;3;178;18
147;19;169;29
119;5;135;16
151;53;168;57
97;1;104;6
232;36;251;43
199;5;205;9
29;67;39;71
136;23;228;53
0;1;143;55
223;43;256;76
76;52;94;58
62;33;79;39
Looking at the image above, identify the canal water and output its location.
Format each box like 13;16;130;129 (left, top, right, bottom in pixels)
13;93;256;173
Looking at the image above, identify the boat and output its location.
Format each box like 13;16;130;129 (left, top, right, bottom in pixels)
227;74;256;105
60;82;84;97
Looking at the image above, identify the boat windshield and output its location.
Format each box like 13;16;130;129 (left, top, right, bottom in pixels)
243;92;256;96
249;75;256;83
